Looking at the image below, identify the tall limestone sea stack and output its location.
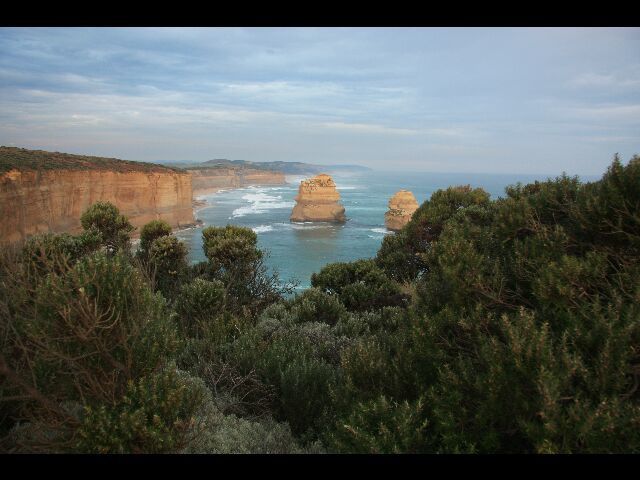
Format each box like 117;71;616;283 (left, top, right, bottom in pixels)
384;190;419;231
290;173;346;223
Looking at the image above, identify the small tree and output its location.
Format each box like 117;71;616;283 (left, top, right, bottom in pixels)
80;202;134;253
137;219;172;262
148;235;188;300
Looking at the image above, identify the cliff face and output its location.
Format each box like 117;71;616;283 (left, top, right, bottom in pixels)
384;190;419;231
290;173;346;223
188;168;286;195
0;169;194;244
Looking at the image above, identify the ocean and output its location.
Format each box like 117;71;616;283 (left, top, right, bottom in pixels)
175;170;598;291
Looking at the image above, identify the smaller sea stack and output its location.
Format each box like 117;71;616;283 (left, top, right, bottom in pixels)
290;173;346;223
384;190;419;231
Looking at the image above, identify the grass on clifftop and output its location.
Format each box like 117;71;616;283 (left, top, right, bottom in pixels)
0;146;186;174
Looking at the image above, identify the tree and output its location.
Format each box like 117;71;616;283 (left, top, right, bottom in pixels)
80;202;134;253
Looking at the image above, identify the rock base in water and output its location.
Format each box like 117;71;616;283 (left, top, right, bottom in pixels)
384;190;418;231
290;173;346;223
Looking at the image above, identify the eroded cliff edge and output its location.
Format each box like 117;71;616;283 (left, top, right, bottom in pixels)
188;167;286;195
0;147;195;244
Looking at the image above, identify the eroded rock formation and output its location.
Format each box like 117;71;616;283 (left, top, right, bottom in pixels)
384;190;419;231
290;173;346;223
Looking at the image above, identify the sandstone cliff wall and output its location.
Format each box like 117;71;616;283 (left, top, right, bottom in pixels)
188;168;286;195
0;169;195;244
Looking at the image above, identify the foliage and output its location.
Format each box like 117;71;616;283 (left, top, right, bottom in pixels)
327;396;429;453
80;201;134;253
2;154;640;454
0;250;184;452
0;146;183;174
174;278;226;339
311;259;408;312
137;220;172;262
196;225;290;317
76;368;206;453
148;235;188;300
376;185;491;282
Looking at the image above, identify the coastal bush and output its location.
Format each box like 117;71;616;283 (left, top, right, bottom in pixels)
202;225;262;275
181;389;323;453
174;278;226;338
311;259;408;312
376;185;491;282
226;315;341;438
0;251;186;452
80;201;134;253
402;157;640;452
283;287;347;326
20;231;102;277
326;396;429;453
137;219;172;261
148;235;188;300
198;225;289;317
76;367;206;453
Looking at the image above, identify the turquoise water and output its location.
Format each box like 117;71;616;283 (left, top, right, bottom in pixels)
175;170;598;290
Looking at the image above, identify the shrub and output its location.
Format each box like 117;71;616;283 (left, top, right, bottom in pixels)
182;392;323;453
174;278;226;338
376;185;491;282
148;235;188;300
311;259;407;312
80;201;134;253
327;396;429;453
76;368;206;453
137;219;172;261
0;251;183;452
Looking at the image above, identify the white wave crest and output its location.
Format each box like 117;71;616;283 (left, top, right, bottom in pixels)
252;225;274;233
370;228;392;235
232;189;295;217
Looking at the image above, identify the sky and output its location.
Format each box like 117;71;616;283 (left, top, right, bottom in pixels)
0;27;639;176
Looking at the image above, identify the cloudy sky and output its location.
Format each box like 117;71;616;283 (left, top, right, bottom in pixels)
0;27;638;175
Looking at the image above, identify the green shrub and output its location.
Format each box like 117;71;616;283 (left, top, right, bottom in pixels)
137;219;172;261
197;225;287;317
0;251;183;452
77;368;206;453
182;392;323;453
174;278;226;338
202;225;261;274
148;235;188;300
376;185;491;282
327;396;429;453
311;259;407;312
80;201;134;253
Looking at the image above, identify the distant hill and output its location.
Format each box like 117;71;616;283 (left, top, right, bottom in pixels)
0;147;183;174
160;159;372;175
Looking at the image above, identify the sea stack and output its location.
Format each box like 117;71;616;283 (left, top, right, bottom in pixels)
290;173;346;223
384;190;419;231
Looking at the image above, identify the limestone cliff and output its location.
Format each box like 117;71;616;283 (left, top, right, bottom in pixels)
0;147;194;244
188;167;286;195
384;190;419;231
290;173;346;223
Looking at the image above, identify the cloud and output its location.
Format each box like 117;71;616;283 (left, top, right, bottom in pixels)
569;72;640;89
319;122;419;136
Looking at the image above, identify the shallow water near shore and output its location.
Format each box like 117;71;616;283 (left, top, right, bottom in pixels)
175;170;598;290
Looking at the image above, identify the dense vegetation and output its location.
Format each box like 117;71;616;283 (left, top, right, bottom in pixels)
0;155;638;453
0;146;184;173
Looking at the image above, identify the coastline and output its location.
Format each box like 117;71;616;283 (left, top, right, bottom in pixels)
185;180;290;233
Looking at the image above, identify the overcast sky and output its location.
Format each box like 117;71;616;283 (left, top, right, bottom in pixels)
0;27;638;175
